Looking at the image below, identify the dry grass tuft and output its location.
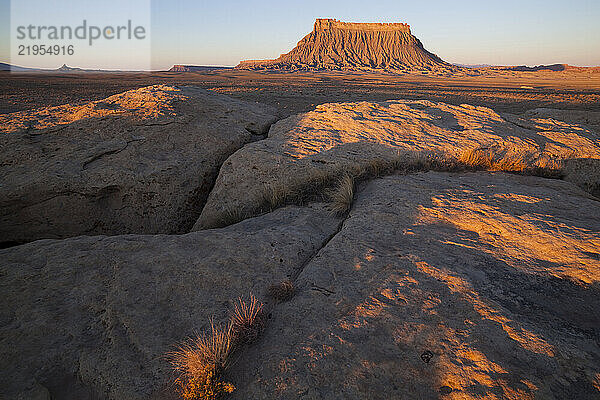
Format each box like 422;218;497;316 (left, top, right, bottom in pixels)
175;369;235;400
492;157;528;172
218;207;247;228
214;146;574;230
327;174;355;216
408;152;463;172
169;320;235;400
168;295;269;399
260;183;287;212
458;148;528;172
300;168;336;200
267;280;296;302
458;148;495;170
231;295;265;345
362;158;393;178
459;147;565;178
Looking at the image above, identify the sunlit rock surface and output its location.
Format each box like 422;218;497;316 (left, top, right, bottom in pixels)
0;204;340;400
0;85;277;244
229;172;600;400
196;100;600;229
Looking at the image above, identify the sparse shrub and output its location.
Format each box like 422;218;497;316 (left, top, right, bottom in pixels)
327;174;355;215
230;295;265;345
169;320;235;400
267;280;295;302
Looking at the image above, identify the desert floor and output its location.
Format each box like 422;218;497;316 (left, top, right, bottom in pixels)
1;69;599;117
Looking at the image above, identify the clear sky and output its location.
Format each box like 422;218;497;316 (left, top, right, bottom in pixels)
1;0;599;70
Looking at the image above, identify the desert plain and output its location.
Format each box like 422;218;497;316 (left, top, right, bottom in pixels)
1;67;599;117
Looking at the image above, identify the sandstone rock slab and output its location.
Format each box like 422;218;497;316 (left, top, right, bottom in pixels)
523;108;600;134
196;100;600;228
0;85;278;244
0;204;341;400
229;172;600;399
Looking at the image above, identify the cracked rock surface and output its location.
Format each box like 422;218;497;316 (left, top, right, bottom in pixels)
228;172;600;400
196;100;600;229
0;85;278;244
0;204;341;400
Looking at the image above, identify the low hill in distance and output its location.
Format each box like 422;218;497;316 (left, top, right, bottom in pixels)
0;63;145;73
495;63;600;73
168;65;233;72
0;63;47;72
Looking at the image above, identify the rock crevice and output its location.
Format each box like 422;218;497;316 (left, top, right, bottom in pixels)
0;85;278;244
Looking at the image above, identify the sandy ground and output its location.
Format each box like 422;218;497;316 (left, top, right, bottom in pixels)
1;69;599;117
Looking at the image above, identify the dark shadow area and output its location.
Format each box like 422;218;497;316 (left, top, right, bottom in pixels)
0;240;24;249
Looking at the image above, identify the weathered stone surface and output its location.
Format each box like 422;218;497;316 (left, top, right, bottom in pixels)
0;204;341;400
237;19;453;72
229;172;600;399
523;108;600;134
196;100;600;229
522;108;600;196
0;85;278;244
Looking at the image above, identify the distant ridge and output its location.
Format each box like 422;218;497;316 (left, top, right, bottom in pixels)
0;63;146;73
0;63;43;72
168;65;233;72
236;18;455;72
502;63;600;73
57;64;84;72
54;64;142;73
454;63;495;69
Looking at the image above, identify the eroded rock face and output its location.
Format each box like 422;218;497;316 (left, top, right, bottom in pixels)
0;204;341;400
229;172;600;399
0;85;278;244
196;100;600;229
237;19;453;72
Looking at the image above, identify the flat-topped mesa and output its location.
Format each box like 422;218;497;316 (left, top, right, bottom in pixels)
236;18;452;72
314;18;411;33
